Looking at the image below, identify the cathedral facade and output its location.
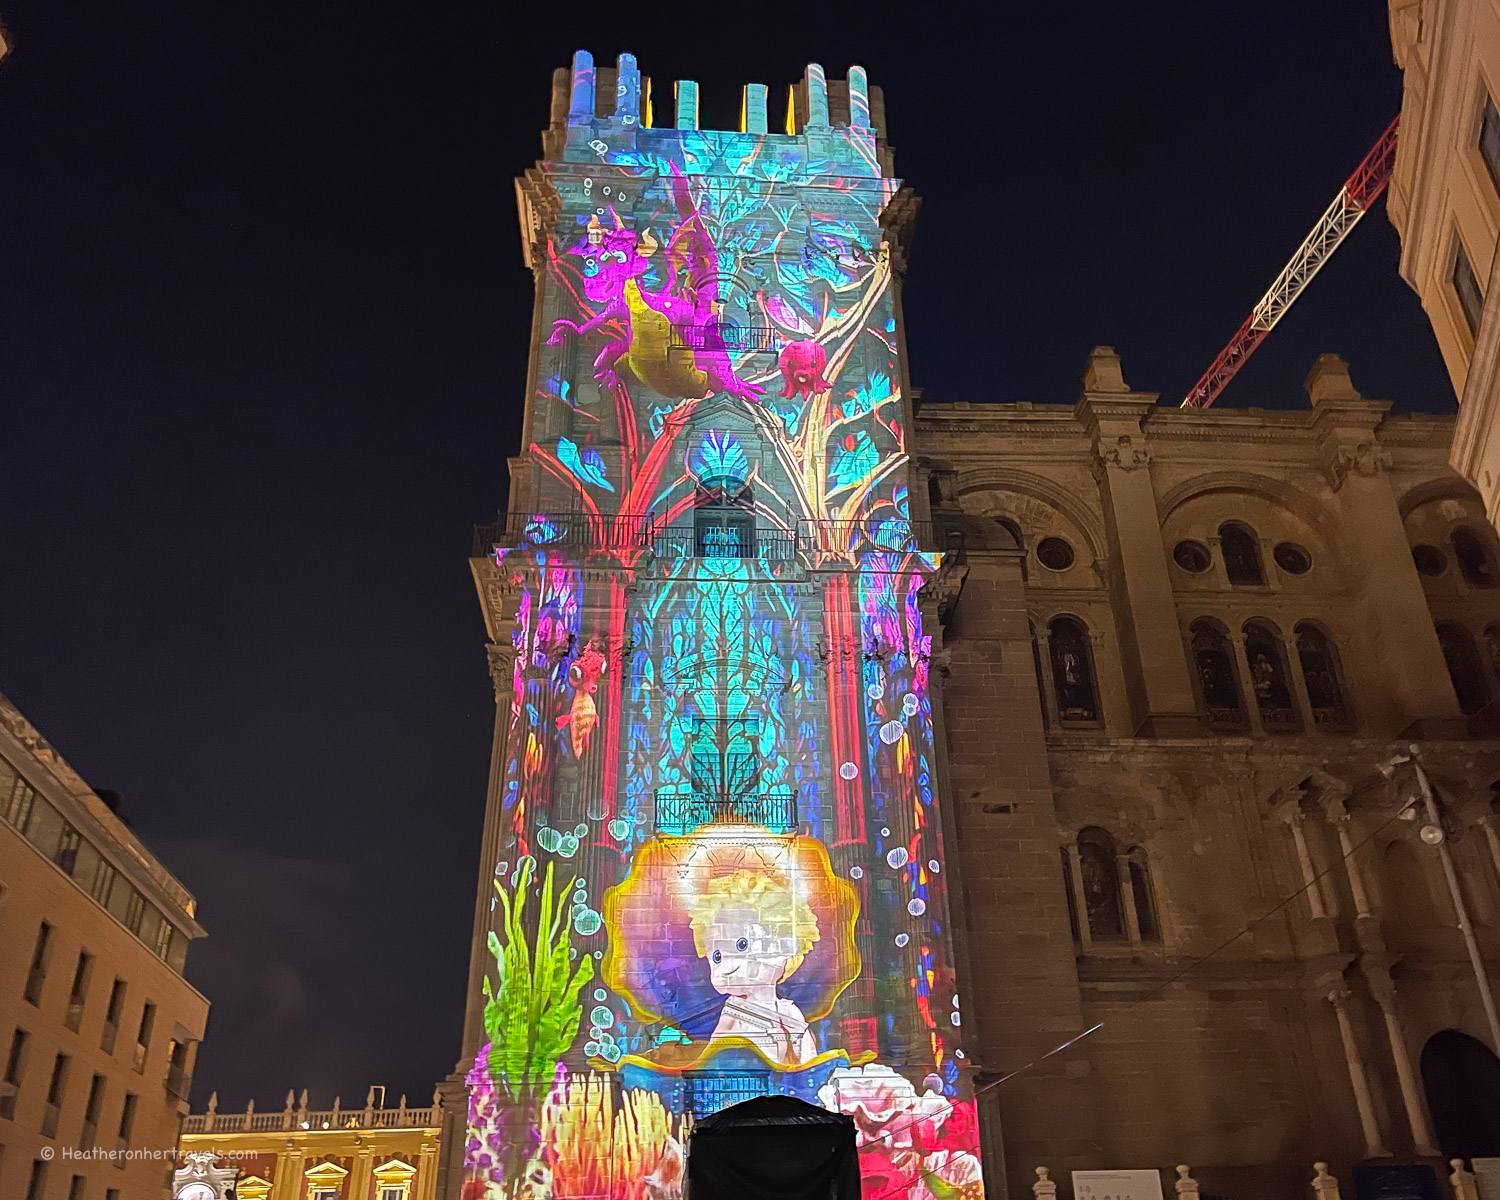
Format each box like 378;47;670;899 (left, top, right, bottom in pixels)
442;51;1500;1200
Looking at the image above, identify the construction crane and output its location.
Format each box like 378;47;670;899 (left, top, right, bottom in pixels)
1181;116;1401;409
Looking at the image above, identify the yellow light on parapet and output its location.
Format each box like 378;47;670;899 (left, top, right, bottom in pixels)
643;77;653;128
785;84;796;135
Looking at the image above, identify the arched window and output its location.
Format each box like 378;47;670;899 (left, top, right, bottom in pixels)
1243;621;1301;732
1219;522;1265;586
1077;827;1124;939
1453;526;1499;588
1421;1031;1500;1160
1030;622;1049;730
1190;619;1246;729
1048;617;1100;724
693;482;756;559
1127;847;1159;941
1295;623;1352;730
1437;622;1491;715
995;517;1024;550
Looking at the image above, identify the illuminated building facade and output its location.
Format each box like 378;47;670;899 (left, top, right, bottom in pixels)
1387;0;1500;529
447;52;984;1200
0;691;208;1200
173;1089;442;1200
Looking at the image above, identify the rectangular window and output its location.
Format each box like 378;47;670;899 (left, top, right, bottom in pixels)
1;760;38;833
23;797;65;860
68;1176;85;1200
1481;92;1500;198
53;823;81;875
116;1092;137;1147
25;1159;47;1200
80;1072;105;1148
152;918;173;962
24;923;51;1006
1;1027;27;1120
46;1054;69;1106
65;952;93;1032
133;1004;154;1073
1454;237;1486;336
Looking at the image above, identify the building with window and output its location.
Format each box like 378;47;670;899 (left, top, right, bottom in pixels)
171;1090;441;1200
445;48;1500;1200
0;690;208;1200
918;346;1500;1193
1387;0;1500;526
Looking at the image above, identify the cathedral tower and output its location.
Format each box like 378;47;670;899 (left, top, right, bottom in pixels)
451;52;984;1199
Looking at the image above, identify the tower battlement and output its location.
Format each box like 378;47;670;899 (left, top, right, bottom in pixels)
540;50;893;179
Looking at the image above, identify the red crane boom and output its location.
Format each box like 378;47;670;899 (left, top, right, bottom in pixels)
1181;116;1401;409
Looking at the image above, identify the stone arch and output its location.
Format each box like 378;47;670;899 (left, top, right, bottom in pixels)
1158;470;1342;547
1396;473;1484;518
1421;1030;1500;1159
954;467;1107;561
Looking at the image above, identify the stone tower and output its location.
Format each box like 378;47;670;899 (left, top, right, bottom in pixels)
445;50;985;1200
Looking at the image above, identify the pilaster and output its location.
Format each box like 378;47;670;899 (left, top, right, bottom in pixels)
1306;355;1466;736
1076;348;1200;736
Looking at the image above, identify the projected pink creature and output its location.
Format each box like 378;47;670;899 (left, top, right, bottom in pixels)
778;339;831;400
557;639;606;758
546;171;765;404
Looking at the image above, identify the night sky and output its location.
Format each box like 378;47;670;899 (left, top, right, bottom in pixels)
0;3;1454;1110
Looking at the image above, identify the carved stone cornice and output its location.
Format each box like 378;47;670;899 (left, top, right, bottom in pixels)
879;185;921;278
1321;439;1393;491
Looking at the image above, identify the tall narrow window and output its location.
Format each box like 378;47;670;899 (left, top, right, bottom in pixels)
1219;523;1265;585
25;1160;47;1200
101;979;125;1054
81;1073;105;1148
1190;619;1247;729
1296;622;1351;730
24;923;51;1006
1127;848;1160;941
1;1028;27;1120
65;952;93;1032
1438;622;1492;715
1243;621;1301;732
53;823;81;875
116;1092;137;1151
42;1052;69;1138
1454;238;1485;336
1453;526;1498;587
1048;617;1100;724
133;1003;155;1073
1077;828;1124;939
1481;93;1500;197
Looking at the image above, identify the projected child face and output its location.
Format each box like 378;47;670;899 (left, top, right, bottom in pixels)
704;906;791;995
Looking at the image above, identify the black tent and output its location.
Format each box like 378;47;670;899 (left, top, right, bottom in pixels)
685;1094;861;1200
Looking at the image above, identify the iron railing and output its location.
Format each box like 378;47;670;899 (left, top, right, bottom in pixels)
669;324;780;354
649;524;796;562
685;1071;770;1115
473;511;655;557
655;791;798;836
796;519;935;555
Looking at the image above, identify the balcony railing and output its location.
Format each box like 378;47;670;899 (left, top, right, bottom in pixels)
649;524;796;562
181;1100;441;1135
473;511;655;557
796;519;935;556
685;1071;770;1115
655;791;798;836
669;324;780;354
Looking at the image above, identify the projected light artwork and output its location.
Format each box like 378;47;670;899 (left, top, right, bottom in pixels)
464;51;983;1200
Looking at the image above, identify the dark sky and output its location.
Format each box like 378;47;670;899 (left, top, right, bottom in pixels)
0;3;1453;1110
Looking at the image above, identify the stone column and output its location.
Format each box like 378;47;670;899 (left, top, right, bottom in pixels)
1362;960;1439;1155
1326;987;1392;1158
1318;784;1371;918
1308;356;1466;737
1076;349;1201;736
1117;851;1143;948
1229;631;1266;736
1474;809;1500;890
1277;795;1327;919
1065;840;1093;952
